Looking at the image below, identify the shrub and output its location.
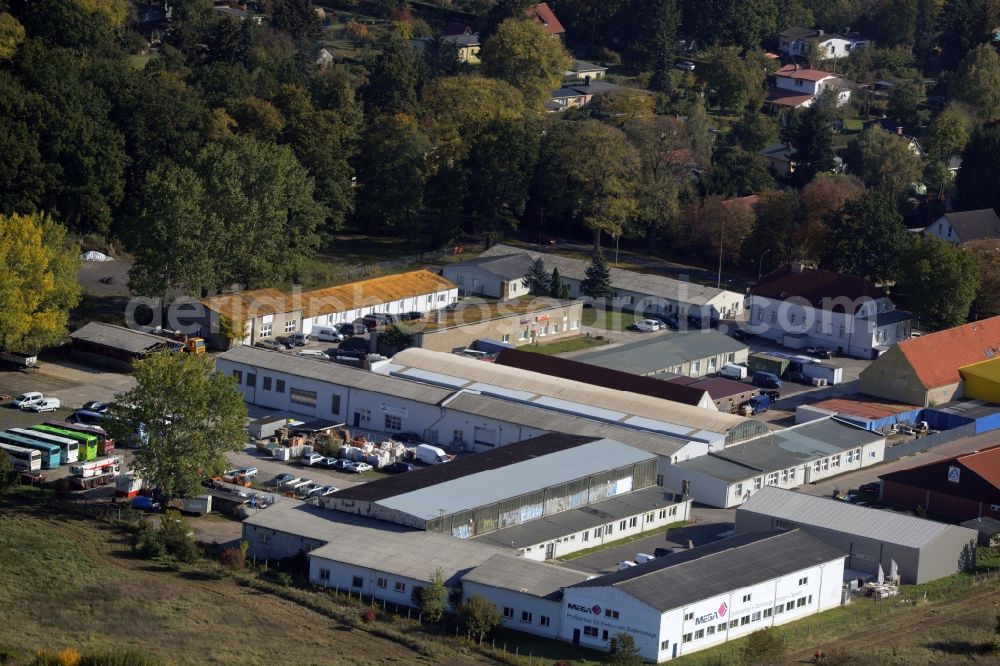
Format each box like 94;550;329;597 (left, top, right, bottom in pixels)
219;541;248;570
78;650;162;666
275;571;293;587
360;608;376;624
159;509;198;563
31;649;80;666
137;525;165;558
741;628;785;665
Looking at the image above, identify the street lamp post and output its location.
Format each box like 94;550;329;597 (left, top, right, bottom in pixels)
757;248;773;278
716;217;726;290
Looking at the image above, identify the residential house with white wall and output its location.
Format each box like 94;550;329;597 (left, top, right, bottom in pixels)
747;264;911;359
777;26;870;59
923;209;1000;245
765;65;853;108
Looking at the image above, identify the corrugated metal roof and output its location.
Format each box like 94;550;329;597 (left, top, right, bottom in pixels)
472;486;679;549
463;555;591;599
332;433;596;504
573;331;748;376
216;345;453;405
375;438;655;520
70;322;183;355
309;522;514;588
571;530;845;611
879;443;1000;503
299;270;456;318
674;454;759;483
495;348;711;407
478;244;736;305
712;418;884;473
737;486;965;548
388;348;751;437
444;392;694;457
200;288;299;322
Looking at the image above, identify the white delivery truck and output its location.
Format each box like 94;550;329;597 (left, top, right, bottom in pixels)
415;444;450;465
719;363;748;380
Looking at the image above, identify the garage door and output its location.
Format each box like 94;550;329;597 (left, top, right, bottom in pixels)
474;427;498;447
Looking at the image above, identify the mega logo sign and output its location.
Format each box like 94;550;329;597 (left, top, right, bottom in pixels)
567;603;602;615
694;602;729;626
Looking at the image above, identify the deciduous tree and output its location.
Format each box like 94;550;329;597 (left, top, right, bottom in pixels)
353;113;431;234
954;123;1000;213
607;632;642;666
952;44;1000;120
962;240;1000;318
107;353;247;500
797;174;865;260
416;568;447;623
702;46;766;114
0;213;81;352
784;91;838;186
709;146;773;197
897;235;979;330
822;191;907;283
845;126;923;195
0;12;25;60
458;594;501;642
480;18;571;109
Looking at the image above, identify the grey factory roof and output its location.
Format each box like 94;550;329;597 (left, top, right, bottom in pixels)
243;499;413;543
375;438;655;521
463;555;591;600
478;244;737;305
446;253;536;280
574;331;748;376
472;486;681;550
389;348;752;439
216;345;453;405
875;310;913;327
737;486;973;549
333;433;597;504
674;453;759;484
713;418;882;473
245;500;515;587
571;530;845;612
310;526;513;588
444;392;695;458
70;322;183;355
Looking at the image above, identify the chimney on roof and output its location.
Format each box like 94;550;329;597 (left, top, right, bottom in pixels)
790;263;806;273
897;126;904;135
794;63;800;71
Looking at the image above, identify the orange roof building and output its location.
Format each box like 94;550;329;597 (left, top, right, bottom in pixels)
299;269;458;332
860;315;1000;406
525;2;565;36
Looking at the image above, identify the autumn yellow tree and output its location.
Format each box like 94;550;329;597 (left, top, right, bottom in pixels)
0;13;25;60
480;17;571;109
0;213;82;352
75;0;128;28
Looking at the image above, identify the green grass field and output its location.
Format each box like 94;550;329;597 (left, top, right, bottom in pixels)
581;308;639;332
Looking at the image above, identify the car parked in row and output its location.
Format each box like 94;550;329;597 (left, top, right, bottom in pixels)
321;458;353;472
302;452;325;466
297;350;330;360
11;392;44;409
806;346;833;359
346;461;373;473
23;397;61;413
383;461;416;474
82;401;110;413
255;339;287;351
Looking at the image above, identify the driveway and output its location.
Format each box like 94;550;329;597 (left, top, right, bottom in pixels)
0;359;137;411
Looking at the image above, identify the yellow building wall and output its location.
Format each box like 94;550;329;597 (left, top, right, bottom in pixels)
959;358;1000;403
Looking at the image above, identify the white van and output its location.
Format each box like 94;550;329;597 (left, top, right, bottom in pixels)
634;553;656;564
24;397;61;413
719;364;748;380
12;392;44;409
312;326;344;342
415;444;450;465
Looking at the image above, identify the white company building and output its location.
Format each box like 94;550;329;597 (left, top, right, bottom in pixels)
558;529;845;661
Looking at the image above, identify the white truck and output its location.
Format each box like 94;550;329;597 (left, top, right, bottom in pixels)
69;456;123;490
415;444;450;465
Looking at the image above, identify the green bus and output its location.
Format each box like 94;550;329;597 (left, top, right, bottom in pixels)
0;431;61;469
30;425;98;462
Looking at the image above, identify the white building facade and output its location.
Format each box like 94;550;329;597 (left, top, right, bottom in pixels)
559;531;846;662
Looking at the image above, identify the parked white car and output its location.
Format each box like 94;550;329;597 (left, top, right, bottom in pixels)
302;452;325;466
12;392;44;409
632;319;662;333
346;461;373;473
23;397;60;413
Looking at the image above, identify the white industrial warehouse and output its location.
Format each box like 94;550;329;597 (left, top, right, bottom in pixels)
561;529;845;661
735;487;979;584
662;418;887;508
324;433;690;559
